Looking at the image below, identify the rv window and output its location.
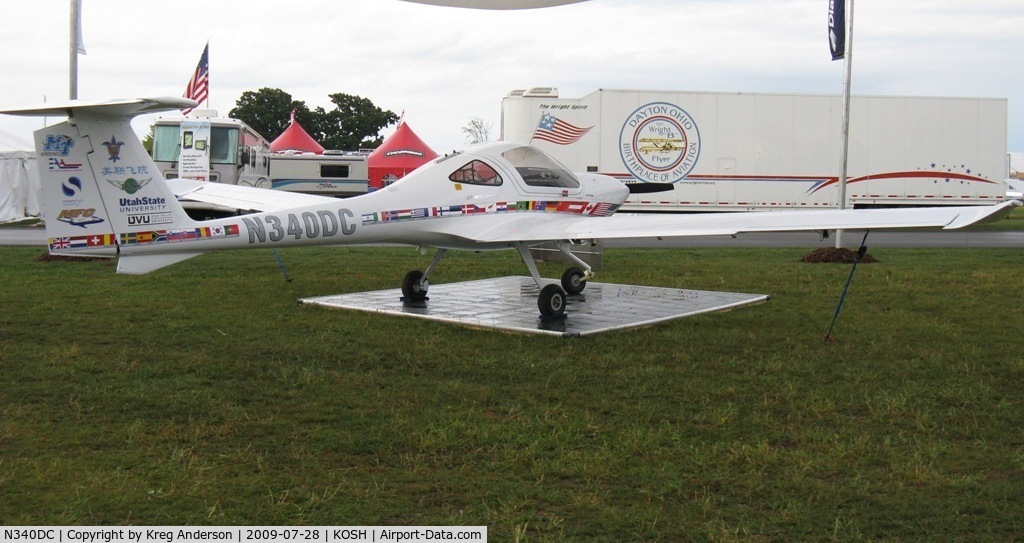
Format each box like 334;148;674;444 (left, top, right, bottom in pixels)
152;125;181;161
209;127;239;164
321;164;350;178
449;160;502;186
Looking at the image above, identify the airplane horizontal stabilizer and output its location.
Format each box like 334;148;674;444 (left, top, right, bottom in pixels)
1;97;197;118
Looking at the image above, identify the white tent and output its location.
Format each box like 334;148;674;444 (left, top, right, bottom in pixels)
0;127;40;223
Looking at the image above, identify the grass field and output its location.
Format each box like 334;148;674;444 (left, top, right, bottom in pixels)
1;244;1022;540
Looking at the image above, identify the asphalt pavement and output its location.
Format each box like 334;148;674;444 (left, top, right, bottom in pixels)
0;227;50;246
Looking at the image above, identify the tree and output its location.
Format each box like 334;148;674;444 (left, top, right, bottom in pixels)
312;93;399;151
141;124;154;153
229;89;398;151
462;117;492;144
228;88;311;141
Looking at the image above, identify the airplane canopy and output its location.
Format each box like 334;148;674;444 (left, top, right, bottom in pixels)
270;111;324;154
367;121;438;188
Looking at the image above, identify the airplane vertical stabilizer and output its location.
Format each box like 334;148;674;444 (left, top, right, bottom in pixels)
17;99;200;260
35;121;120;257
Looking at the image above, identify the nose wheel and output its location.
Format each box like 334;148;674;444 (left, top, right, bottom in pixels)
400;248;448;302
561;266;588;295
401;269;429;301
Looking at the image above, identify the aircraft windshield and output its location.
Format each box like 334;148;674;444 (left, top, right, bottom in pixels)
449;160;502;186
502;146;579;189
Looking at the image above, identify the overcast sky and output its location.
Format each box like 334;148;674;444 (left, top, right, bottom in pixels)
1;0;1021;155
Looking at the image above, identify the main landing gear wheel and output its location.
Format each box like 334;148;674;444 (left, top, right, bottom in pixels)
538;284;567;318
561;267;587;295
401;270;428;301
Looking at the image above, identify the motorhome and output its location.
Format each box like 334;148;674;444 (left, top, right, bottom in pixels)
150;112;370;217
267;150;370;198
151;110;272;217
151;110;271;187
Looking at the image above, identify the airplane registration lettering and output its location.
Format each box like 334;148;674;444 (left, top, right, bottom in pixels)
242;209;355;244
339;209;355;235
287;214;303;240
242;216;266;243
318;210;338;237
267;215;285;242
302;212;321;238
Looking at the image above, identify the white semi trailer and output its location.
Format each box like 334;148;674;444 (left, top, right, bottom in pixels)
501;88;1009;211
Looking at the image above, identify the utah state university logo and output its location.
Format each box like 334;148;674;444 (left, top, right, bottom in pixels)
619;102;701;184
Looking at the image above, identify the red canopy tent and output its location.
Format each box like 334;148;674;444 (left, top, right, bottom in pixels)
270;111;324;154
367;121;438;189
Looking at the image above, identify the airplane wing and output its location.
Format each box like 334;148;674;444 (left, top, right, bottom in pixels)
167;178;338;212
2;97;196;118
422;201;1020;244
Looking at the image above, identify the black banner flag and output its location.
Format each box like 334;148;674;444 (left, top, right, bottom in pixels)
829;0;845;60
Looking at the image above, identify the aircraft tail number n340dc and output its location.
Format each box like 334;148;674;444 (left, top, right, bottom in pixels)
3;98;1018;318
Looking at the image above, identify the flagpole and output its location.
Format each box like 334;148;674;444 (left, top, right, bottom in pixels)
69;0;78;99
835;0;854;248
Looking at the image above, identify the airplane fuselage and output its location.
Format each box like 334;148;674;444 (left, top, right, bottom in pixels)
120;143;631;256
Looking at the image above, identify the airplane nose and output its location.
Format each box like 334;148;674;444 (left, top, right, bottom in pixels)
577;173;629;205
593;174;629;204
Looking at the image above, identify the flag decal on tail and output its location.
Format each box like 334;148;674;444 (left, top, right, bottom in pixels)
119;225;240;246
49;233;116;251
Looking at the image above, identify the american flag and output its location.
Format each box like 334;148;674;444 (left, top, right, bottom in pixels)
530;113;593;145
182;43;209;115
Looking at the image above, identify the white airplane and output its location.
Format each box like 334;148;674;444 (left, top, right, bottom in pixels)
4;97;1018;318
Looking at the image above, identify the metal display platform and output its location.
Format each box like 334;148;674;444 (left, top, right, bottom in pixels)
299;276;769;337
